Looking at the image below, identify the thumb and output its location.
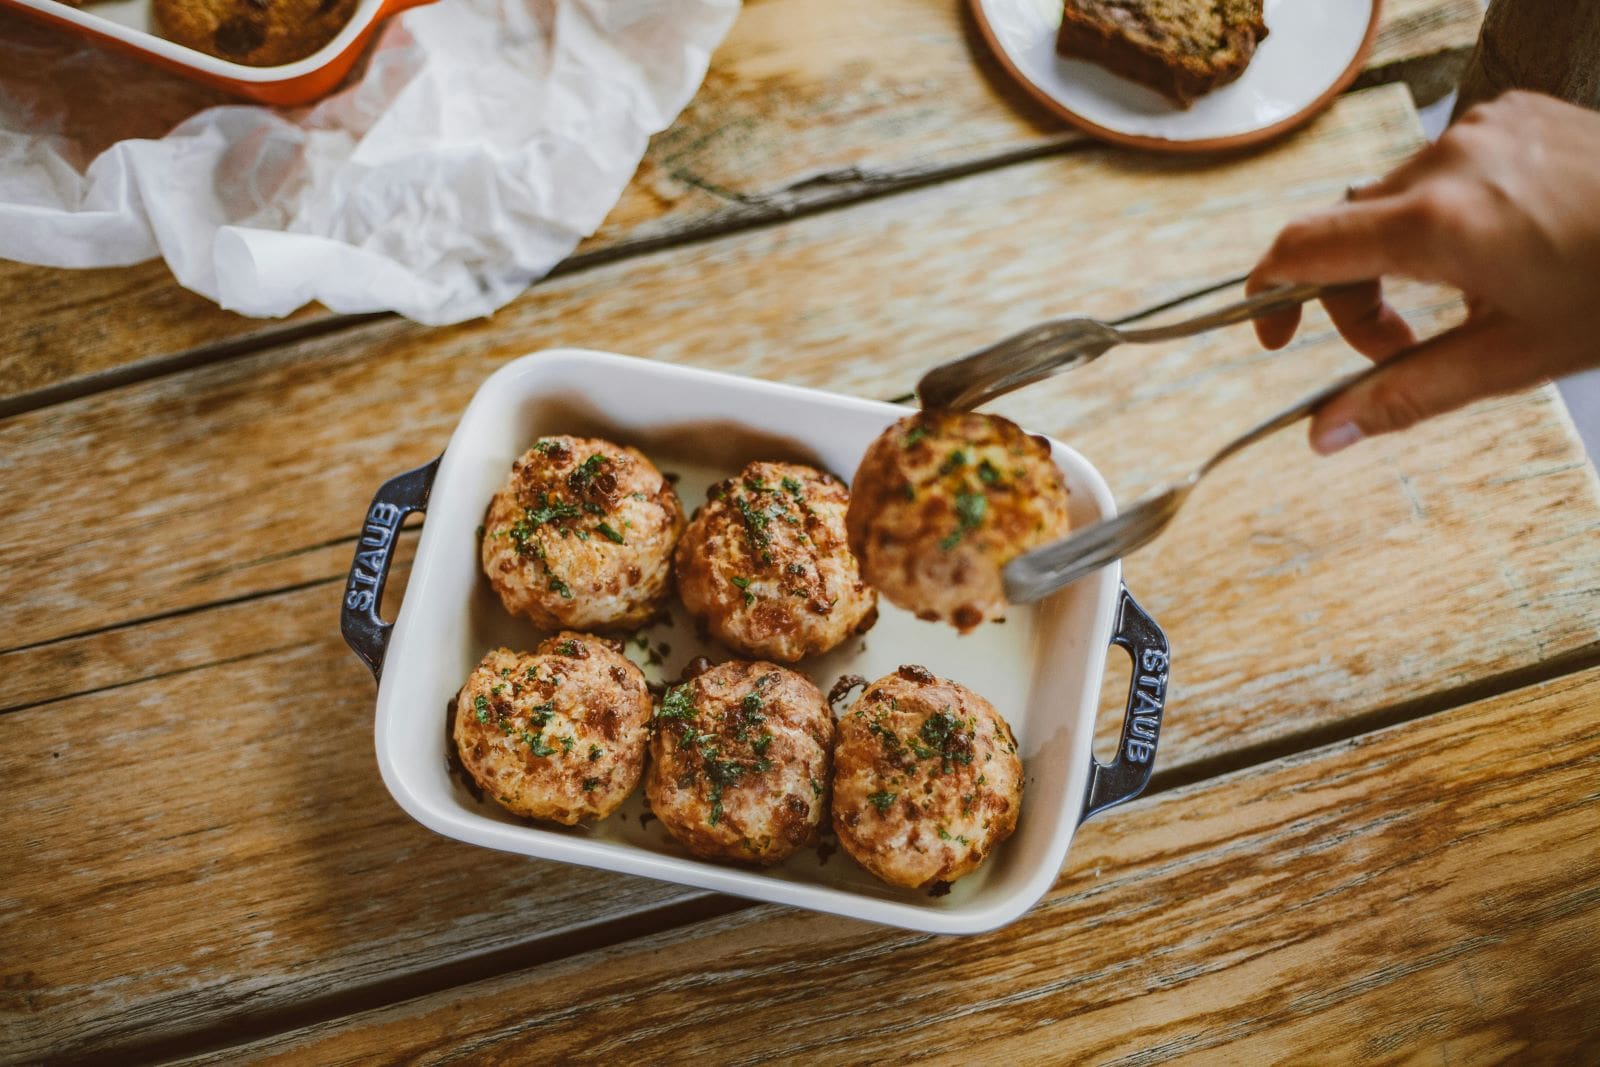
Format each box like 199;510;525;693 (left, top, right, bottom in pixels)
1308;316;1535;455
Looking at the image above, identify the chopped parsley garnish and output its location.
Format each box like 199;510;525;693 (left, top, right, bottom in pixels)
940;449;969;474
940;491;988;551
703;754;774;826
492;683;506;696
657;684;697;721
938;825;952;841
977;459;1002;484
506;493;584;553
920;709;960;747
582;777;600;791
705;757;746;789
558;640;581;657
473;694;489;723
730;575;755;605
753;733;773;756
781;476;804;496
596;522;625;544
733;692;767;743
912;708;976;772
548;575;574;599
902;426;927;448
588;744;603;762
571;453;608;486
736;497;773;548
560;735;575;753
528;702;555;727
533;439;559;454
527;734;558;757
705;757;743;826
956;490;988;530
527;495;581;525
868;791;897;813
868;719;904;753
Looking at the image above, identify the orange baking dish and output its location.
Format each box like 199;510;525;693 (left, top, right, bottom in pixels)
3;0;437;105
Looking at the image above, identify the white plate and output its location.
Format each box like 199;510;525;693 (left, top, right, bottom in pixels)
348;349;1167;934
972;0;1381;151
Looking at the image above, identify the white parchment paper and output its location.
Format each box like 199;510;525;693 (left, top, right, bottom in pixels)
0;0;738;324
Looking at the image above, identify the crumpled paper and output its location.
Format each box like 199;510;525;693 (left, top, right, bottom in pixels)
0;0;738;324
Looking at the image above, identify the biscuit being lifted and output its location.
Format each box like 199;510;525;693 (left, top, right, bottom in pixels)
832;665;1023;890
482;436;684;632
154;0;359;66
647;660;834;865
847;411;1070;632
675;461;877;663
453;635;653;825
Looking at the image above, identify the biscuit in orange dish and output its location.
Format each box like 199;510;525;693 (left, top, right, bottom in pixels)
154;0;360;66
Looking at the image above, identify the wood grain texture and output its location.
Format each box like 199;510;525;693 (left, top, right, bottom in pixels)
6;87;1598;762
0;555;705;1062
4;87;1599;1063
0;0;1483;412
194;666;1600;1066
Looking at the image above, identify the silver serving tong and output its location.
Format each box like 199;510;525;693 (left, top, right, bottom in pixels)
911;279;1371;603
916;281;1327;410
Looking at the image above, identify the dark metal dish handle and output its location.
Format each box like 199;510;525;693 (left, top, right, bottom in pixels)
340;456;441;682
1080;584;1170;824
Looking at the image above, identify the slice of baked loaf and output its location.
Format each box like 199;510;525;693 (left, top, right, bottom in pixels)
1056;0;1269;109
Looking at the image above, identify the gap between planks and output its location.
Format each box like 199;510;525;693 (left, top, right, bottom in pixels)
0;136;1094;424
39;633;1600;1067
0;17;1475;422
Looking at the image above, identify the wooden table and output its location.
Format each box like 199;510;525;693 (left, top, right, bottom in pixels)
5;1;1599;1062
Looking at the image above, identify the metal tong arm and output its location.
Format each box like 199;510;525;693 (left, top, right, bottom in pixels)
1116;282;1326;344
916;282;1329;412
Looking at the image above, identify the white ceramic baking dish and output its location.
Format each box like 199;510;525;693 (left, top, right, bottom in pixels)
342;349;1169;935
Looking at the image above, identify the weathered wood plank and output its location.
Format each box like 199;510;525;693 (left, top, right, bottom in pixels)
8;87;1600;763
194;666;1600;1066
0;86;1455;646
3;87;1598;1063
7;87;1599;759
0;0;1482;412
0;535;403;714
0;588;707;1063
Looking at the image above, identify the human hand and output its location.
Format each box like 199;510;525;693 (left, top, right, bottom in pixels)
1248;91;1600;455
